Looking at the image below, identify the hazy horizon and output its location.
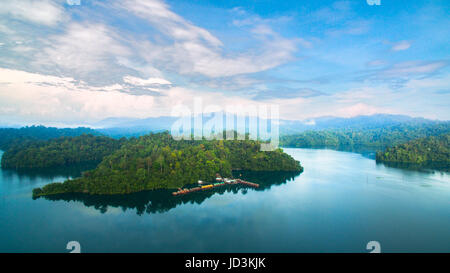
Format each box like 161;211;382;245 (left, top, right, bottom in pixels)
1;112;447;130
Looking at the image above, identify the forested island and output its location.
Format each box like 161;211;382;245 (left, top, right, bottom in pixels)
32;132;303;197
1;134;125;169
376;133;449;168
280;123;450;148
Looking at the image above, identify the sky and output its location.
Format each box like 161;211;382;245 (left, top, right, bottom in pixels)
0;0;449;126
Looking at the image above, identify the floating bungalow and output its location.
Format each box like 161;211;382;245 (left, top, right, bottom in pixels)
172;177;259;196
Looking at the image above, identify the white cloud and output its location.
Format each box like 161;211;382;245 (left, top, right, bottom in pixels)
116;57;164;78
380;61;447;77
391;40;411;51
1;0;299;83
0;0;299;89
132;33;297;78
123;75;172;86
266;85;402;120
0;24;15;35
2;67;449;125
193;75;263;91
366;59;386;67
404;74;450;90
328;20;371;36
12;45;34;53
0;0;64;26
0;68;156;123
335;103;387;117
0;0;446;124
34;23;130;78
358;60;449;87
120;0;298;78
335;90;374;104
120;0;222;47
251;25;276;36
0;68;261;124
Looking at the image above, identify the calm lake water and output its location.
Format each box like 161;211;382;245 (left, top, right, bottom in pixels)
0;148;449;253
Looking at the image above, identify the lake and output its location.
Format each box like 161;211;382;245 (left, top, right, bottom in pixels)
0;148;449;253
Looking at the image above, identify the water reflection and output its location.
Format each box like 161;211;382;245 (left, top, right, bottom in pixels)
376;161;449;173
287;145;381;159
291;145;448;173
1;162;99;181
37;171;302;215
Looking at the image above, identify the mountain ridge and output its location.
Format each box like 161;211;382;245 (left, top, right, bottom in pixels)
92;114;443;137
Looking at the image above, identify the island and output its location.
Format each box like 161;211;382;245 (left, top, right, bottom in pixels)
376;133;449;169
32;132;303;197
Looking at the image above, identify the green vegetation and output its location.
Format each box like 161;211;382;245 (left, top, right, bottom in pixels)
1;134;125;169
0;125;99;151
33;132;303;197
280;122;450;148
376;133;449;165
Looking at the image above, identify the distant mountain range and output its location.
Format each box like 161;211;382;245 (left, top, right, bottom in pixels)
91;114;442;137
278;114;435;134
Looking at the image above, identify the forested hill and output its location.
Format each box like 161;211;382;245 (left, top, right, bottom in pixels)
0;126;100;151
280;122;450;148
1;134;125;169
32;132;303;197
376;133;449;166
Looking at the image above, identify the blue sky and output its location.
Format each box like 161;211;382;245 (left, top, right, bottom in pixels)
0;0;448;126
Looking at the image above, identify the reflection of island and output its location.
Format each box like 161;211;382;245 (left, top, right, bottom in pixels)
38;170;302;215
1;162;99;181
376;161;449;173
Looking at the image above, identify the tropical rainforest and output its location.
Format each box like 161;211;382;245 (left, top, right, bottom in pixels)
280;122;450;148
32;132;303;197
376;133;449;165
1;134;125;169
0;125;99;151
